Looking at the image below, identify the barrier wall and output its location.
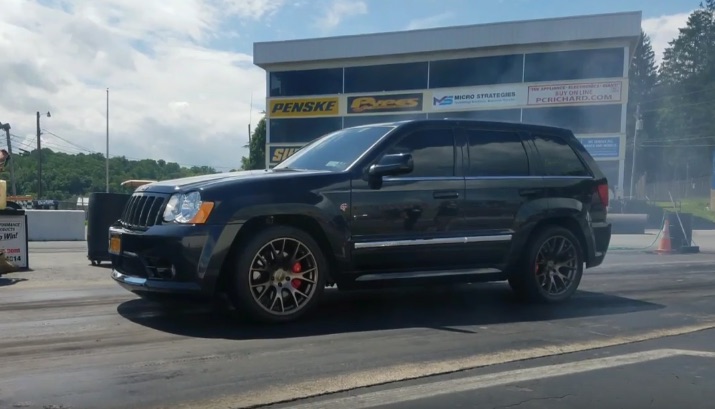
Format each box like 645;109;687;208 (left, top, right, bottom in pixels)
607;213;648;235
26;210;86;241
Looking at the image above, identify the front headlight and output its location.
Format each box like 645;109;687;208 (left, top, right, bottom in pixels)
163;191;214;224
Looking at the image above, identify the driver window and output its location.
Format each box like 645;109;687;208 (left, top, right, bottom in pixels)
386;128;455;178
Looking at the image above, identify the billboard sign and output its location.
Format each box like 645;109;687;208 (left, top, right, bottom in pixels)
347;93;423;114
431;85;525;110
528;81;623;106
577;136;621;159
268;97;339;118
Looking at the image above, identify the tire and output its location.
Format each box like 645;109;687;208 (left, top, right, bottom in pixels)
508;226;584;303
227;225;327;323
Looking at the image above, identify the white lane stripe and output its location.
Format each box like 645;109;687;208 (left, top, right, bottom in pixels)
291;349;715;409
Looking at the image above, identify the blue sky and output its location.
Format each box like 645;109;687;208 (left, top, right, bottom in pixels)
212;0;700;55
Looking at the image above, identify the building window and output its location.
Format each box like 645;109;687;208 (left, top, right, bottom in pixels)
428;109;521;123
531;133;589;177
344;113;427;128
385;128;456;178
269;68;343;97
521;104;622;134
464;129;530;177
429;54;523;88
344;62;428;93
269;117;343;143
524;48;624;82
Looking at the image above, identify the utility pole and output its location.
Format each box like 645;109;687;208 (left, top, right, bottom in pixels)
629;103;642;199
36;111;42;200
36;111;50;200
0;122;17;196
106;88;110;193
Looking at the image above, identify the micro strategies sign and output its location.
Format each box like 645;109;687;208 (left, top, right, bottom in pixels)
431;85;525;110
268;97;340;118
429;80;626;111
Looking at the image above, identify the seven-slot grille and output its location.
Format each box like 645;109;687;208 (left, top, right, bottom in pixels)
120;193;168;228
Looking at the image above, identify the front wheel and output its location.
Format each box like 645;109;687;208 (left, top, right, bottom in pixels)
227;226;327;323
509;226;584;303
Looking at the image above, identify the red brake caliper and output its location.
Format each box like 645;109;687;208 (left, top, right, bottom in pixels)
291;262;302;289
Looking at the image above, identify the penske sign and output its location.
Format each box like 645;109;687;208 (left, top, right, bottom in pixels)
347;93;423;114
269;97;339;118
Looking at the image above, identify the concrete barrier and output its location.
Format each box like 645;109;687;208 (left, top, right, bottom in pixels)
26;210;86;241
608;213;648;235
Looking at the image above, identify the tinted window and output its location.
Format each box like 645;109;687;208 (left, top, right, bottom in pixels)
532;134;589;177
428;109;521;122
521;104;622;134
466;130;529;177
429;55;523;88
270;68;343;97
269;117;343;143
524;48;624;82
345;62;428;93
344;113;427;128
385;128;455;177
274;126;395;172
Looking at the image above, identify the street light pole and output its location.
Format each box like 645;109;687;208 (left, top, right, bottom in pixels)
36;111;42;200
106;88;109;193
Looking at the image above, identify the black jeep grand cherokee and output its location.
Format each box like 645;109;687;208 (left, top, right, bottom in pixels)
110;119;611;323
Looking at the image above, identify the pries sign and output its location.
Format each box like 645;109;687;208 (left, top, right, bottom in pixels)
347;93;423;114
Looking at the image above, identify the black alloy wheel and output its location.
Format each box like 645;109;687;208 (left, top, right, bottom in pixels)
228;225;327;323
509;226;584;303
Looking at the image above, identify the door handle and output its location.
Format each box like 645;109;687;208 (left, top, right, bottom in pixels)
433;191;460;199
519;189;540;197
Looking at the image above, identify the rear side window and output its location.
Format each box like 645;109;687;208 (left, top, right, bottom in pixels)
532;134;590;177
465;129;530;177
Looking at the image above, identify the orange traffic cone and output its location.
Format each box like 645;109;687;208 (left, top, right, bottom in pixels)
655;219;673;254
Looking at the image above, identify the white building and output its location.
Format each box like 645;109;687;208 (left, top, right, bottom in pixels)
253;11;642;197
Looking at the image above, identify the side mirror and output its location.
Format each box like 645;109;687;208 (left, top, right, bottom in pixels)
368;153;413;177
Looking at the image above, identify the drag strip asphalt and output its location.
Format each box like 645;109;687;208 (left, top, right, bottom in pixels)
0;243;713;409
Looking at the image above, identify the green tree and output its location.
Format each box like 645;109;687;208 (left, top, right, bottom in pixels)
2;149;217;200
654;1;715;182
241;116;266;170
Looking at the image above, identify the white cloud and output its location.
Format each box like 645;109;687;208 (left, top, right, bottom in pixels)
314;0;368;31
642;12;691;65
405;12;454;31
0;0;280;171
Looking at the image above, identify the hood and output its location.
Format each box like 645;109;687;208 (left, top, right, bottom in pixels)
134;169;325;194
135;170;267;193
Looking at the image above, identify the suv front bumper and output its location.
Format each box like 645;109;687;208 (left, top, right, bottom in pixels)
109;223;239;298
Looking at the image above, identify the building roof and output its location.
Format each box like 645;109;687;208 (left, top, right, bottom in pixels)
253;11;642;68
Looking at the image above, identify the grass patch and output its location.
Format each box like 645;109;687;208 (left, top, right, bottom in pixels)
654;198;715;223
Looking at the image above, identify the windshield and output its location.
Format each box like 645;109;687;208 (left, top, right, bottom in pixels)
273;125;395;172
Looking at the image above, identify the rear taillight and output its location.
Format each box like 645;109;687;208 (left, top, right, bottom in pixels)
596;183;609;208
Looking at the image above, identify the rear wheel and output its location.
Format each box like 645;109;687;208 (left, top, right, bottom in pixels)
509;226;584;303
227;225;327;323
